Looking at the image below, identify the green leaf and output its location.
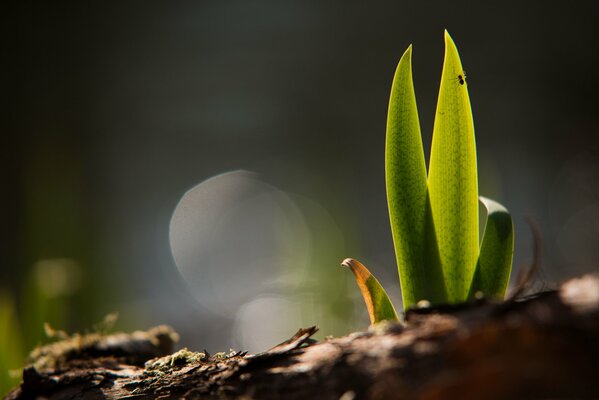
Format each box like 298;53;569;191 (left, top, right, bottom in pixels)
470;196;514;298
427;31;479;302
385;45;430;308
341;258;399;324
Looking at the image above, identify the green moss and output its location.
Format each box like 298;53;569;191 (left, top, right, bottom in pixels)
145;349;205;373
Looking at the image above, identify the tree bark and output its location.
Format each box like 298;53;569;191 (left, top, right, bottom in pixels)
7;275;599;400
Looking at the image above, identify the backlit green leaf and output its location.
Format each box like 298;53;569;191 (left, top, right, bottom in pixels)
427;31;479;302
342;258;399;324
385;45;432;308
470;196;514;298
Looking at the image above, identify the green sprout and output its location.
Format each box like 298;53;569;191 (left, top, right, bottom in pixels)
345;31;514;323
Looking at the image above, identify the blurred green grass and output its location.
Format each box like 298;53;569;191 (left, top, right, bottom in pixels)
0;259;84;396
0;291;24;396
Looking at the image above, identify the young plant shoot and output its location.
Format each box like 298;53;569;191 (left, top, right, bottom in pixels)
345;31;514;323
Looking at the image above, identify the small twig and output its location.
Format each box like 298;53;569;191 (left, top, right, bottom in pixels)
508;217;542;300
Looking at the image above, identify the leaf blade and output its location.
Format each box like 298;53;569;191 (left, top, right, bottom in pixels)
471;196;514;298
342;258;399;324
427;31;479;302
385;45;431;308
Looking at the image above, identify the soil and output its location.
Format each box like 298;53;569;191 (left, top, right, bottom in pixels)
6;274;599;400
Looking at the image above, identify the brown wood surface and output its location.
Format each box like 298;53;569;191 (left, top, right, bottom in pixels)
6;275;599;400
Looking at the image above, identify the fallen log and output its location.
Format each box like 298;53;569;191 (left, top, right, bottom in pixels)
7;274;599;399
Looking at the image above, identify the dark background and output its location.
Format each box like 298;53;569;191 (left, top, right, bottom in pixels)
3;1;599;353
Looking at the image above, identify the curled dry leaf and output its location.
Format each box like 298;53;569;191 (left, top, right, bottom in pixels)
342;258;399;325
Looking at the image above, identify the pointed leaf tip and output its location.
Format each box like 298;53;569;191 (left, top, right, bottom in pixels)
428;30;478;302
342;258;399;324
444;31;459;54
385;35;430;309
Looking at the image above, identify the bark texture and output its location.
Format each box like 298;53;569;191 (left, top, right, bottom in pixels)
7;274;599;400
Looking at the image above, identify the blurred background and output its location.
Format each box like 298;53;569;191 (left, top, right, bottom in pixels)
2;0;599;393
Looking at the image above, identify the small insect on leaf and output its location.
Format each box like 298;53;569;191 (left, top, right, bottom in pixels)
341;258;399;325
428;30;479;303
457;71;467;85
